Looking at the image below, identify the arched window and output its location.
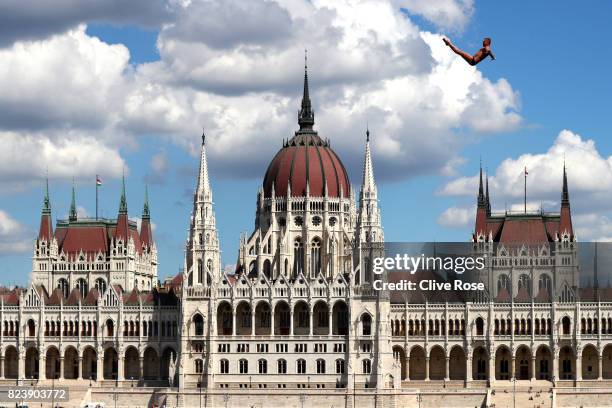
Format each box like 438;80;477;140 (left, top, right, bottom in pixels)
76;278;88;298
297;359;306;374
57;278;69;298
336;359;345;374
538;274;552;296
311;237;321;276
195;359;203;374
361;313;372;336
95;278;107;294
562;316;571;335
277;359;287;374
475;317;484;336
197;260;203;285
193;314;204;336
316;359;326;374
239;359;248;374
27;319;35;337
258;359;267;374
293;237;304;278
220;359;229;374
518;274;531;296
363;257;372;283
206;259;213;285
497;274;509;295
362;359;371;374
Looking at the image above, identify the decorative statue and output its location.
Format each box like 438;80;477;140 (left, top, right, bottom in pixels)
168;352;177;386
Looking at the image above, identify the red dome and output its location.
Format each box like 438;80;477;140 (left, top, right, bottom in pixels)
263;133;350;198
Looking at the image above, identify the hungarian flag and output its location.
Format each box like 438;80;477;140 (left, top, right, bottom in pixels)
524;167;528;176
96;175;102;186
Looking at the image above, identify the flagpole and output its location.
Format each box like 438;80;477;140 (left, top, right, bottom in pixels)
524;167;527;214
96;174;99;220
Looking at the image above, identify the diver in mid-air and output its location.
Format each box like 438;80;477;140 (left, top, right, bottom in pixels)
443;37;496;66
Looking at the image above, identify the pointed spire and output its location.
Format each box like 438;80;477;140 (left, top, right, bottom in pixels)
298;50;315;131
119;171;128;214
42;176;51;215
142;185;150;219
561;161;570;207
477;161;486;208
69;179;77;221
485;170;491;216
38;177;53;241
196;130;211;200
361;127;376;191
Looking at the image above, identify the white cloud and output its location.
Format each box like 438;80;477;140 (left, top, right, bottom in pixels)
0;210;30;253
437;205;473;228
397;0;474;31
0;1;522;187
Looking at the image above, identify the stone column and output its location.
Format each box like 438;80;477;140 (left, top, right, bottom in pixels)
0;356;4;379
309;306;313;336
328;309;333;336
18;350;25;381
530;356;536;381
77;356;83;380
405;356;410;381
599;355;603;380
270;307;275;336
466;357;473;382
576;353;582;381
425;357;430;380
232;310;236;336
510;357;515;380
289;310;294;336
39;355;46;381
251;310;255;336
59;357;64;380
552;352;559;382
489;356;495;382
444;356;450;381
118;356;125;381
96;355;104;381
139;356;144;381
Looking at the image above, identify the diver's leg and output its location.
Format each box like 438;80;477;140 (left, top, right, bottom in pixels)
443;39;476;65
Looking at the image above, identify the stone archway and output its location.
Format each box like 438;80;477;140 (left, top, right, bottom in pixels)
449;346;466;380
46;347;60;379
274;301;290;335
64;347;78;379
124;347;140;380
254;301;271;335
472;347;488;380
332;301;348;335
495;346;512;380
216;301;233;335
559;346;575;380
515;345;532;380
82;347;97;380
143;347;160;380
409;346;426;380
312;301;329;335
25;347;39;379
103;347;118;380
235;301;252;335
429;346;445;380
293;301;310;335
392;346;407;380
535;345;552;380
4;346;18;379
582;344;599;380
603;345;612;379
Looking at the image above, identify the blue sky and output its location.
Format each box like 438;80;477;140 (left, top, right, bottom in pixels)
2;1;612;284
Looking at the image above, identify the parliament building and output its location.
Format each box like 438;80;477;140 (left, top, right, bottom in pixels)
2;67;610;407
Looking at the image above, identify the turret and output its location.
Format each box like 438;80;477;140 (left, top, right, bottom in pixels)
474;164;488;239
559;163;574;239
114;174;129;242
69;181;77;222
140;185;153;249
38;178;53;242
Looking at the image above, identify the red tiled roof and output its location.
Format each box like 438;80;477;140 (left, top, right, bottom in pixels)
38;214;53;241
534;287;551;302
514;286;531;303
124;288;140;305
499;218;548;243
66;288;81;305
496;287;511;302
83;288;99;305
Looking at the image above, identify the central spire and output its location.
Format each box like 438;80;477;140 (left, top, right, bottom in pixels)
298;50;315;131
119;172;128;214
